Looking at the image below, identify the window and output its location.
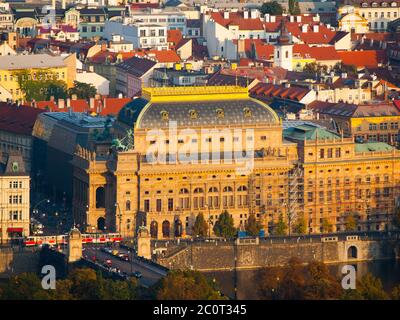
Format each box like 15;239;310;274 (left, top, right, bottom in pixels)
319;149;325;159
156;199;162;212
144;199;150;212
168;198;173;211
335;148;341;158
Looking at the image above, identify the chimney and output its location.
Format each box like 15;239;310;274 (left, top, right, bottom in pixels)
50;95;55;101
302;24;308;33
224;11;229;19
370;39;374;47
101;42;107;51
264;13;270;22
66;98;71;107
341;72;347;79
270;15;276;23
313;25;319;33
250;9;258;19
296;16;301;23
290;15;294;22
58;98;65;109
72;94;77;100
243;11;249;19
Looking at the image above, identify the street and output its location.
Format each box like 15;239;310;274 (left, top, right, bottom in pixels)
83;245;165;287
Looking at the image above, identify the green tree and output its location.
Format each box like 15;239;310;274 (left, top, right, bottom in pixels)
192;213;209;237
345;214;357;231
303;62;328;75
321;218;333;233
275;214;287;235
259;1;283;15
14;69;67;102
333;62;357;75
156;270;225;300
68;81;97;99
294;217;307;234
245;213;262;236
342;273;389;300
391;285;400;299
304;261;343;299
288;0;301;15
213;211;236;239
0;273;51;300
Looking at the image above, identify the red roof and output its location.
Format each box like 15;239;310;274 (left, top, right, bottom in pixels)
146;50;181;63
250;82;310;101
0;103;44;136
33;97;132;116
167;29;183;48
293;44;340;60
337;50;387;68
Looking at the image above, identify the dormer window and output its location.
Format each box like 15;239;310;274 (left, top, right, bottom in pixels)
371;2;378;7
361;2;368;7
391;1;397;6
381;2;388;6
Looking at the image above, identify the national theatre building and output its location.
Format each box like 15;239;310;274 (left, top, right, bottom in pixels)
71;86;400;238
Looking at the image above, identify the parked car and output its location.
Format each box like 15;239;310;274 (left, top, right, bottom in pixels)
118;253;129;261
133;271;142;279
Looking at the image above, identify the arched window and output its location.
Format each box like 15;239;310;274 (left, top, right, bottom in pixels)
179;188;189;194
150;221;158;238
179;188;190;209
95;186;105;208
208;187;218;193
223;186;233;192
174;219;183;237
237;185;248;192
162;220;170;238
285;50;289;58
126;200;131;211
194;188;205;209
97;217;105;230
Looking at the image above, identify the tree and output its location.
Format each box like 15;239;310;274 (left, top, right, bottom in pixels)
156;270;225;300
192;213;208;237
294;217;307;234
303;62;328;75
321;218;333;233
213;211;236;239
342;273;389;300
0;273;51;300
345;214;357;231
288;0;301;15
391;285;400;300
14;69;67;102
245;213;262;236
259;1;283;15
68;81;97;99
304;261;343;299
275;214;287;235
333;62;357;76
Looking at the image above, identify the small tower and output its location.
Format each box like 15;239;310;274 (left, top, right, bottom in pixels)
273;20;293;71
68;227;82;263
137;226;151;260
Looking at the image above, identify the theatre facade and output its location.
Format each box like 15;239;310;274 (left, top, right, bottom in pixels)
71;86;400;238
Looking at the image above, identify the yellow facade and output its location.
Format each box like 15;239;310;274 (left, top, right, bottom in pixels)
71;86;400;239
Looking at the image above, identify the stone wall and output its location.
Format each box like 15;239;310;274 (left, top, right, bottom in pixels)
0;247;40;277
156;238;398;271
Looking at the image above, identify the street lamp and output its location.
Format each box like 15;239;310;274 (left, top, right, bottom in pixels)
205;204;211;240
32;199;50;217
115;202;122;236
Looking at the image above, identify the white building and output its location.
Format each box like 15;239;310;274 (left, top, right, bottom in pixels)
273;22;293;71
0;152;30;242
338;1;400;32
104;21;168;50
76;69;110;96
108;34;134;52
128;8;187;34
